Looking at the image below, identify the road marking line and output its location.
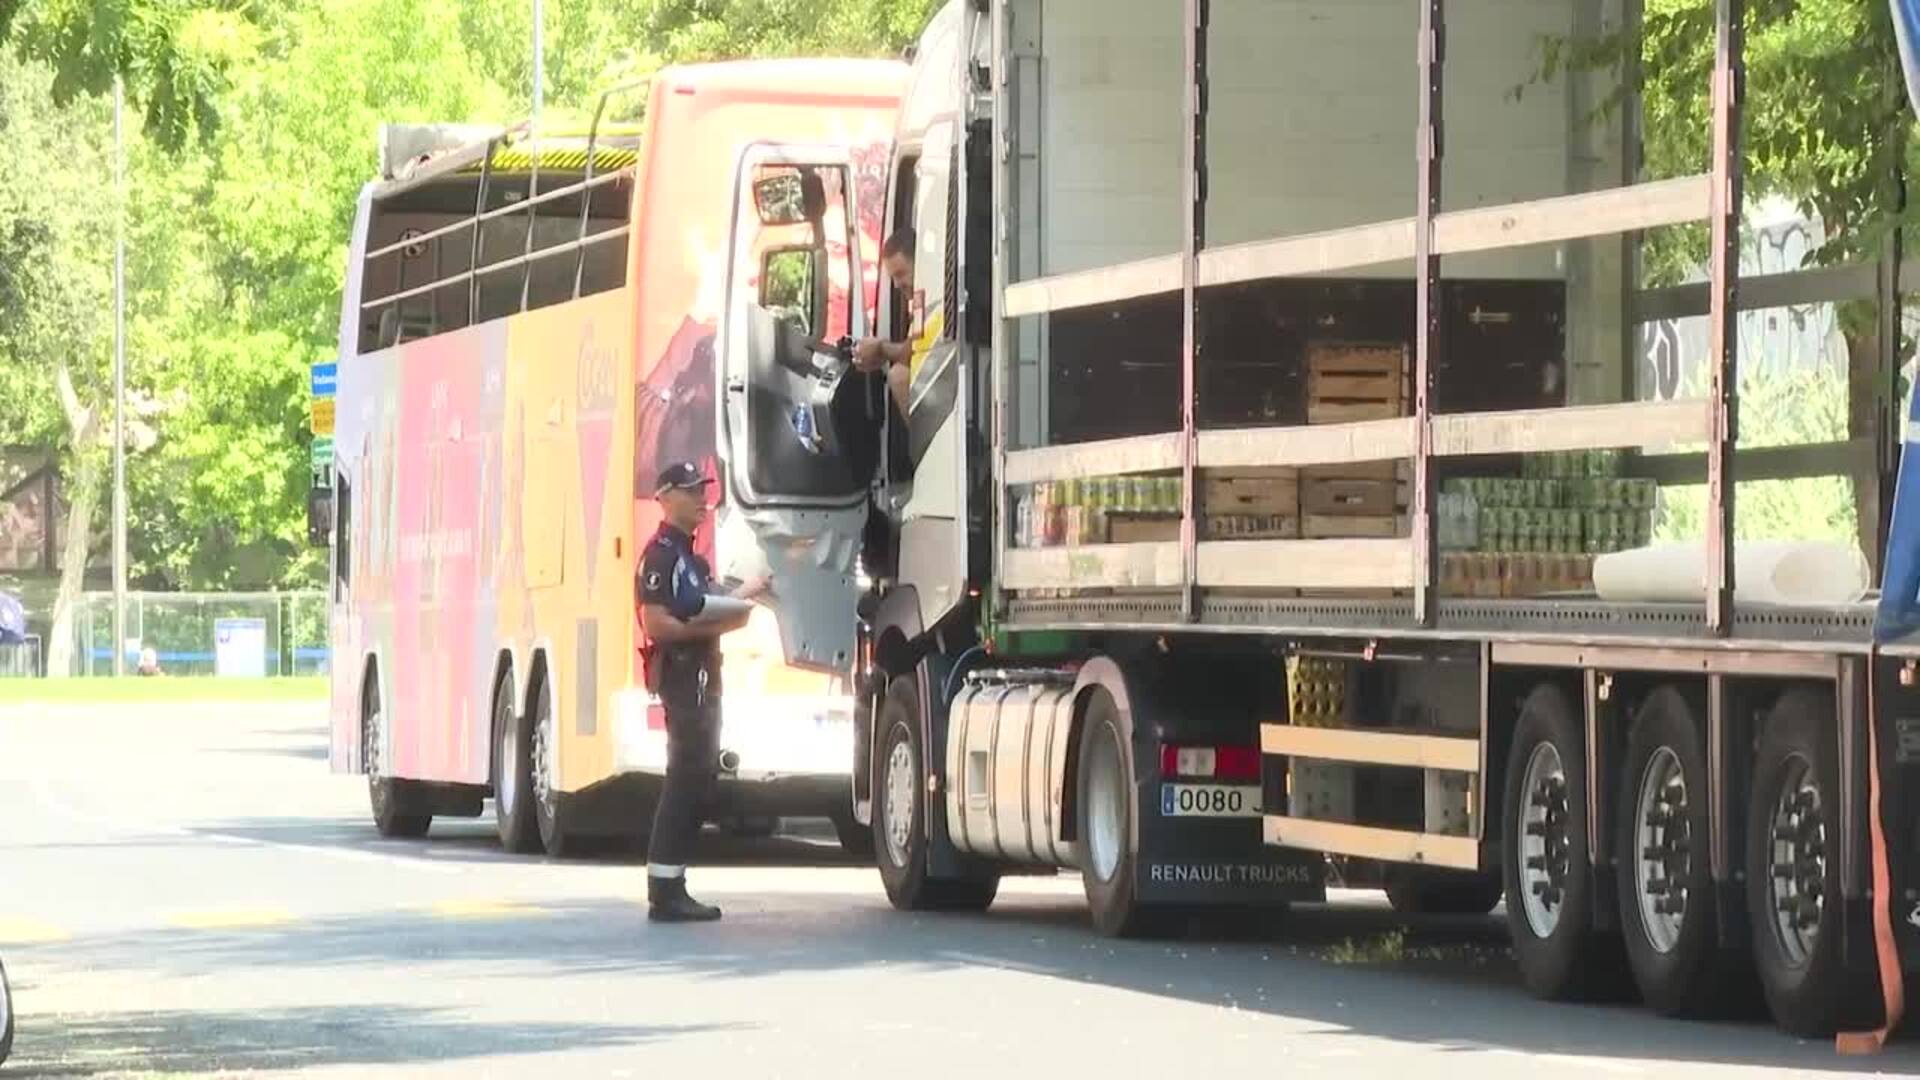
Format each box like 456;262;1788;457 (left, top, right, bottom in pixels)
0;917;71;944
167;908;298;930
430;899;544;919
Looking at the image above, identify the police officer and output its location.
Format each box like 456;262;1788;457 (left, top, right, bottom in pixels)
637;461;767;922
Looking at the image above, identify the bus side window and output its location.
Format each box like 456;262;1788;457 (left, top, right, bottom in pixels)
886;153;919;342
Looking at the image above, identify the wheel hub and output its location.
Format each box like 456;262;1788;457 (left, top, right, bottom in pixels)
1766;755;1826;967
531;702;555;813
1519;741;1571;939
1634;746;1690;953
884;739;916;866
499;709;520;813
1085;727;1125;883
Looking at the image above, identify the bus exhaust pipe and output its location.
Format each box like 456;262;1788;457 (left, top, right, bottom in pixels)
717;749;741;773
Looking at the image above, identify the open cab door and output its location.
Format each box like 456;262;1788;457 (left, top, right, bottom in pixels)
714;143;882;673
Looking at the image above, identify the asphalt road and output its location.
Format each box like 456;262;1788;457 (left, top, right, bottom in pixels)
0;700;1915;1079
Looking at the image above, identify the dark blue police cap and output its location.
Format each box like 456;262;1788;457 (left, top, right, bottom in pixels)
655;461;711;495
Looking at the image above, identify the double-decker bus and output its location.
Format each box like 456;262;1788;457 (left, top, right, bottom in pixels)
322;60;906;856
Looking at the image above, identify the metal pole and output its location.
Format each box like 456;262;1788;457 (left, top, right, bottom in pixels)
1705;0;1743;634
112;75;129;677
1177;0;1207;623
531;0;545;123
1413;0;1444;628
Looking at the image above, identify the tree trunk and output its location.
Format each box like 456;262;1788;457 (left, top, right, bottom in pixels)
43;455;99;678
44;359;101;678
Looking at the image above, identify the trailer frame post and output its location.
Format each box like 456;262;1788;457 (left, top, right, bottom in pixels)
1411;0;1445;628
1705;0;1744;634
989;0;1011;625
1178;0;1209;622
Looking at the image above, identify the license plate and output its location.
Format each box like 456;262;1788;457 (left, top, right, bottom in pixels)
1160;783;1260;818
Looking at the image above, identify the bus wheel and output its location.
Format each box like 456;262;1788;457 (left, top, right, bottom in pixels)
493;673;540;854
529;675;576;858
1077;687;1160;938
1501;683;1618;1000
0;953;14;1066
1615;685;1741;1017
1746;687;1875;1037
873;675;997;912
364;675;430;839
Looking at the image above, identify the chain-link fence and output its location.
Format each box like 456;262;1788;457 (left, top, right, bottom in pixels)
67;591;328;678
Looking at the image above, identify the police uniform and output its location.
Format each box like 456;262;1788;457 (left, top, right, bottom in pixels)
638;463;726;921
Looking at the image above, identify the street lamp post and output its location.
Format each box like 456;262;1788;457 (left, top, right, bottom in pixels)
111;76;128;678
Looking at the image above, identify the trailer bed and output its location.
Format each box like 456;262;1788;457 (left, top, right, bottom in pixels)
1004;593;1877;654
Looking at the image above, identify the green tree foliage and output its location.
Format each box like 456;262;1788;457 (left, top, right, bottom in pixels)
3;0;942;600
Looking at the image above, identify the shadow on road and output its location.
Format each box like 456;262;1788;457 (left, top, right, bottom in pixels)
184;814;869;870
5;1001;738;1076
19;887;1912;1076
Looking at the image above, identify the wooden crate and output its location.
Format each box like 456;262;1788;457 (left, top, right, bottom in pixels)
1301;478;1406;517
1203;513;1301;540
1105;513;1181;544
1202;467;1299;516
1306;342;1409;425
1303;513;1407;540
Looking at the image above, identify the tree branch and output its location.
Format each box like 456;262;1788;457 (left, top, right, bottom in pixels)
55;357;95;444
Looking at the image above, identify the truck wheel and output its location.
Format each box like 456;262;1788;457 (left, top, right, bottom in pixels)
1077;688;1161;938
831;808;875;860
1383;866;1503;916
493;673;540;854
1746;687;1876;1037
1501;683;1618;1000
364;674;431;839
1615;685;1742;1016
873;675;998;911
528;675;576;858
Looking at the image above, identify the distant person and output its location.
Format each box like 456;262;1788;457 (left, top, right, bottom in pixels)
852;229;919;415
635;462;768;922
136;648;164;678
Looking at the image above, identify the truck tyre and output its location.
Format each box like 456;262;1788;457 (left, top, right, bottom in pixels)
1745;686;1876;1037
1383;866;1503;916
493;673;541;854
831;807;875;860
873;675;998;911
1615;685;1743;1016
1501;682;1619;1000
1077;688;1162;938
528;673;577;858
364;672;431;839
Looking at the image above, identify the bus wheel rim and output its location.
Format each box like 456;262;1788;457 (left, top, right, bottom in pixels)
1633;745;1689;953
1518;740;1571;939
532;699;554;814
1086;725;1124;883
1765;753;1824;968
884;739;915;867
499;707;520;815
366;698;387;812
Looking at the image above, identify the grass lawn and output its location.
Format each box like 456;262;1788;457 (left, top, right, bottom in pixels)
0;675;328;704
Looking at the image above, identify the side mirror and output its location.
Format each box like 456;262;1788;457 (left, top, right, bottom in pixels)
753;174;809;226
753;170;829;226
307;487;334;547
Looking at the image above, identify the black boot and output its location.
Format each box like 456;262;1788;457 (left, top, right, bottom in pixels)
648;875;721;922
